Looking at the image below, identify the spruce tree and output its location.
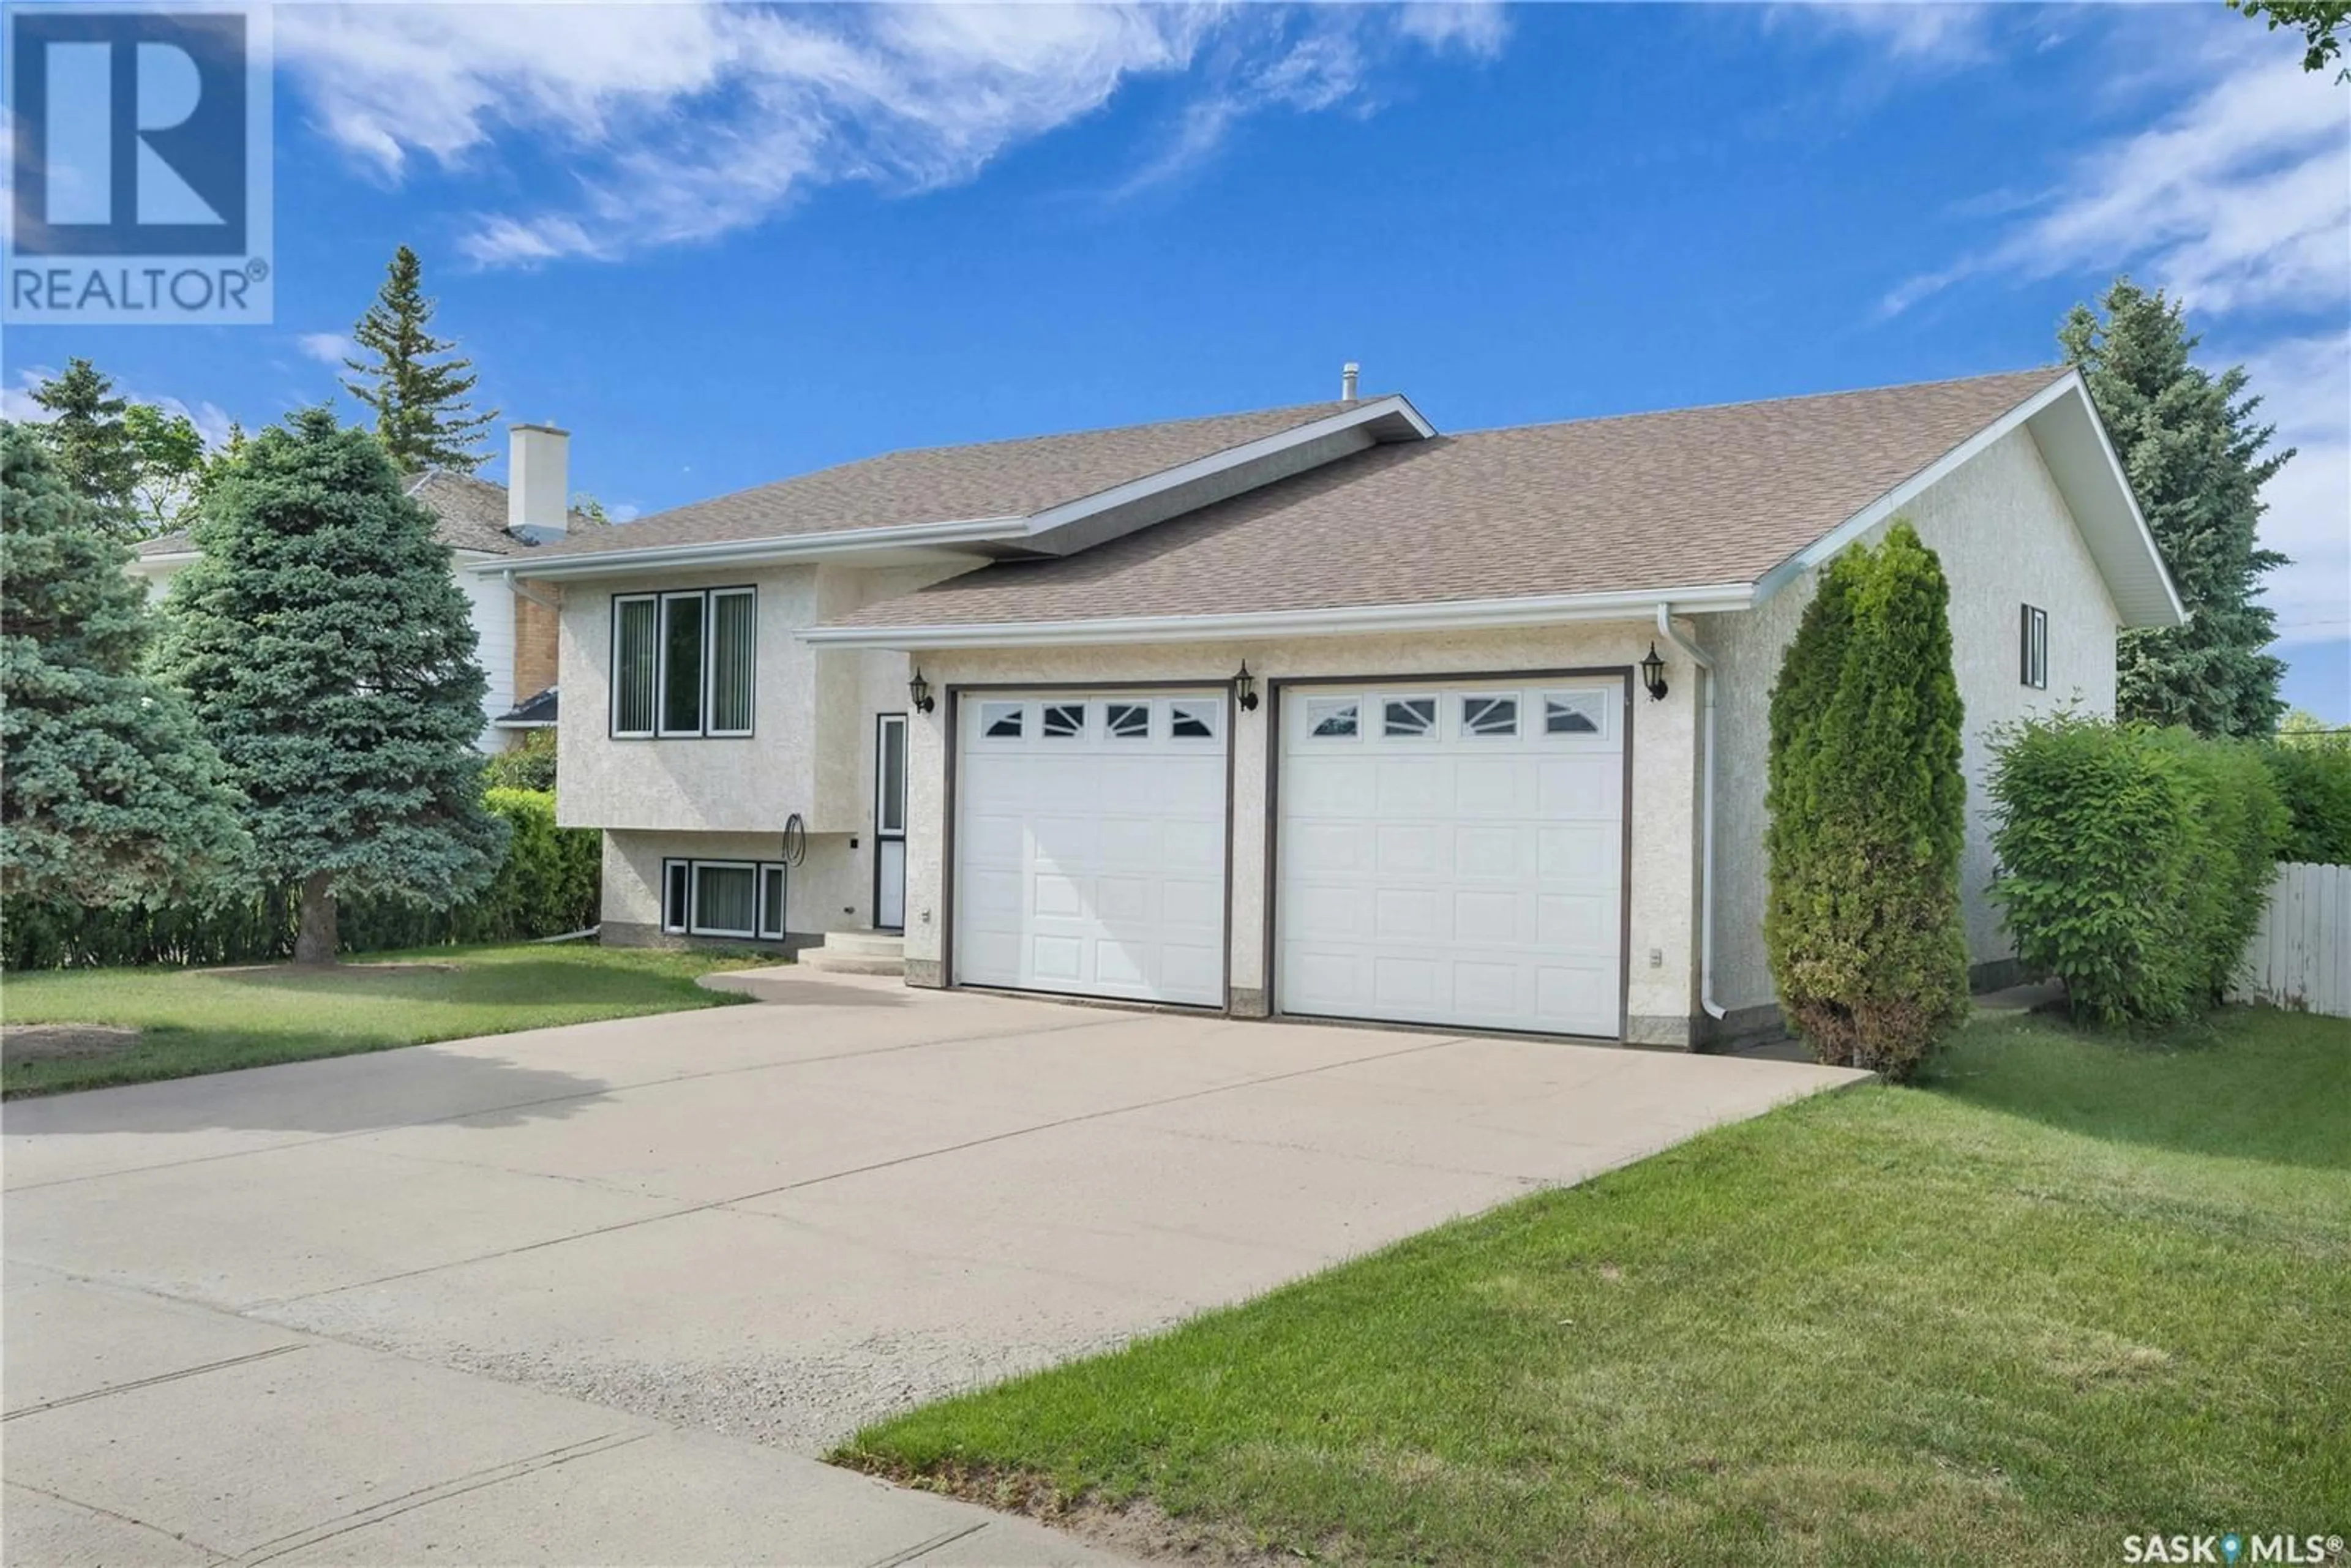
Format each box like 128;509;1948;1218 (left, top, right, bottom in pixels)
0;424;245;909
342;246;498;475
2060;279;2289;737
157;407;507;962
1764;522;1971;1079
28;358;141;539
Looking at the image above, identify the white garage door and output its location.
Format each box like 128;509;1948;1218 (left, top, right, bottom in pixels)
956;691;1228;1006
1278;679;1626;1038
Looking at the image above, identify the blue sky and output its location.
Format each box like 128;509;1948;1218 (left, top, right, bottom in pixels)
8;1;2346;718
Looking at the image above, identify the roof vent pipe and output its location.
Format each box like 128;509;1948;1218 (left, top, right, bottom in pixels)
1341;362;1360;403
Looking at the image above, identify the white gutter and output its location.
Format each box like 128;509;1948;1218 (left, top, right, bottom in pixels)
1655;602;1727;1022
475;514;1030;582
801;582;1754;649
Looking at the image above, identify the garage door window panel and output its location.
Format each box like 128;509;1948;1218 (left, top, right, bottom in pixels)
1543;690;1609;738
1382;697;1437;739
980;702;1024;739
1461;696;1519;737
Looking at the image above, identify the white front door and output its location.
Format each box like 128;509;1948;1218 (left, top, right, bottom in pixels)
875;713;908;932
1277;678;1626;1038
954;692;1227;1005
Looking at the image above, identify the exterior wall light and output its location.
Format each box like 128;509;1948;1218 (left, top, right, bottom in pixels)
1640;642;1669;702
907;669;935;714
1234;661;1259;711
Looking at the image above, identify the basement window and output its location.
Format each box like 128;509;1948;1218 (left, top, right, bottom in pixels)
662;857;790;940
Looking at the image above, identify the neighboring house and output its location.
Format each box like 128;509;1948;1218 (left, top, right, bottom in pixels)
130;425;586;751
497;366;2180;1048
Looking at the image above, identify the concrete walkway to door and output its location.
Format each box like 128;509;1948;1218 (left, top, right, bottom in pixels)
4;971;1866;1564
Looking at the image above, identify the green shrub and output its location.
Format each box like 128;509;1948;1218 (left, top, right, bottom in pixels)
1;789;599;968
2262;738;2351;865
1764;522;1971;1079
1987;716;2285;1026
483;731;557;792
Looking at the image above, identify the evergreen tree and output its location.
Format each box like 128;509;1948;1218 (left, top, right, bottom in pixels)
342;246;498;475
157;407;507;962
2060;279;2290;737
28;358;140;539
1764;522;1971;1079
0;424;245;909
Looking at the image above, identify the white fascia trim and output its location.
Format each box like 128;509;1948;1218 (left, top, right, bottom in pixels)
799;582;1754;650
1018;394;1434;544
1750;373;2184;626
129;551;200;571
473;514;1028;582
1752;374;2080;607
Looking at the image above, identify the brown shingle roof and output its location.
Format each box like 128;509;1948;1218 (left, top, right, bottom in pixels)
523;400;1355;559
829;368;2069;629
135;470;598;559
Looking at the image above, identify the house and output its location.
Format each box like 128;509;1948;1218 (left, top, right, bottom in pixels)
129;424;587;752
494;366;2180;1047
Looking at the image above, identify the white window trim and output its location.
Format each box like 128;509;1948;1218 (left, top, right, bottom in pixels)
1168;697;1220;741
757;863;789;941
1303;695;1363;741
688;860;760;939
1540;688;1611;740
1459;692;1520;738
656;591;705;738
612;594;659;739
876;713;909;835
1379;694;1439;741
705;586;759;738
660;857;691;934
2022;604;2049;691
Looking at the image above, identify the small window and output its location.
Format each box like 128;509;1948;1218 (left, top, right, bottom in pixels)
612;596;659;737
1461;696;1518;737
1382;697;1436;738
1041;703;1085;738
706;587;756;735
758;865;787;941
980;702;1024;739
1105;702;1150;739
1543;691;1605;735
1169;700;1218;740
1306;698;1359;738
659;592;707;735
2021;604;2049;690
661;859;690;934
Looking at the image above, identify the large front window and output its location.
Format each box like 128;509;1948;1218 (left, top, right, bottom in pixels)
612;587;756;738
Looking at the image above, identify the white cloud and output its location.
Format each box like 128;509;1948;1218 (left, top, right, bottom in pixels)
2233;329;2351;645
1883;42;2348;318
296;331;355;367
275;2;1494;266
1777;2;1997;66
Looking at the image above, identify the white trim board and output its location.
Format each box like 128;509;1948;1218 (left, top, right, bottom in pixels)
1750;372;2184;629
800;583;1755;650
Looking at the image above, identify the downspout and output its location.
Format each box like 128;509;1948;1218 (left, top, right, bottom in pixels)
1655;603;1726;1022
497;565;563;613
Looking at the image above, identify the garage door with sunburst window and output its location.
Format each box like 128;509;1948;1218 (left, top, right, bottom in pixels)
1277;678;1627;1038
955;691;1228;1007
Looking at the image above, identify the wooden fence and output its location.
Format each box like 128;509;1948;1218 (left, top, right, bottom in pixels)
2232;862;2351;1019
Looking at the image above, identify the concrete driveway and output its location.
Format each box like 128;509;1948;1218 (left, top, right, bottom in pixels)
4;970;1865;1564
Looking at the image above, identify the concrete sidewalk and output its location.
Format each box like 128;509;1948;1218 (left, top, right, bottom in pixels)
4;1265;1115;1566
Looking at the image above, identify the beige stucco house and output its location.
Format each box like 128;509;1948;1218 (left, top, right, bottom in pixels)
500;366;2180;1047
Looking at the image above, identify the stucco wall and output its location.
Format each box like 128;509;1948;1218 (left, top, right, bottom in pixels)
1700;426;2123;1016
899;622;1701;1040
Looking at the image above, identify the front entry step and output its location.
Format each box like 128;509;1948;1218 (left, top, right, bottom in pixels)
800;930;906;976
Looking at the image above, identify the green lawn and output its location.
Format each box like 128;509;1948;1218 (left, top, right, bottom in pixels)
839;1008;2351;1566
0;942;762;1098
